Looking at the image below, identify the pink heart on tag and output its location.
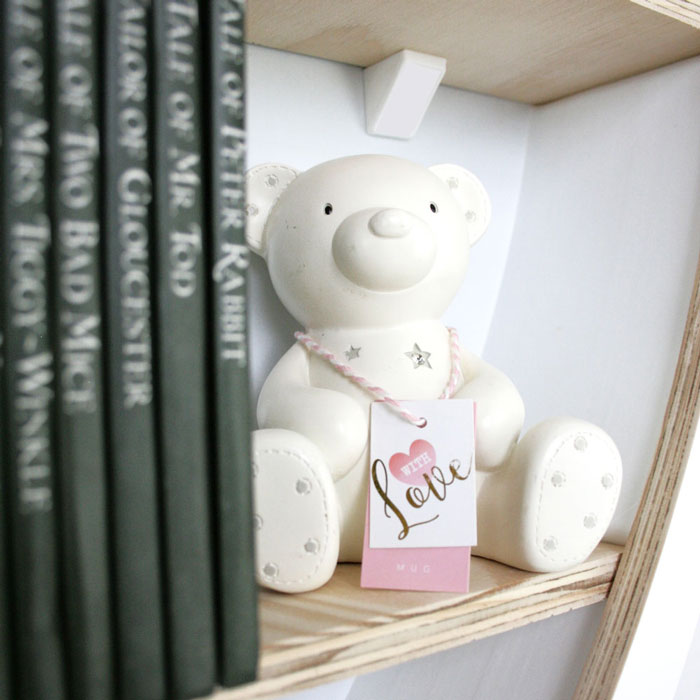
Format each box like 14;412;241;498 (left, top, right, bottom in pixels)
389;440;437;485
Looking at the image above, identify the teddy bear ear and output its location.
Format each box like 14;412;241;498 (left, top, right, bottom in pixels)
429;164;491;246
245;163;300;257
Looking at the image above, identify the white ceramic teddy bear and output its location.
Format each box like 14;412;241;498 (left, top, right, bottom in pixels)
246;154;622;593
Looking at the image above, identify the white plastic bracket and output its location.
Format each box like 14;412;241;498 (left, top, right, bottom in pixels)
363;50;447;140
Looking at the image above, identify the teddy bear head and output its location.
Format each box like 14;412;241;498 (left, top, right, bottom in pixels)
246;155;490;329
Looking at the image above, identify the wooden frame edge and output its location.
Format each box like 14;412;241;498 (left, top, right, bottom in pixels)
630;0;700;30
574;251;700;699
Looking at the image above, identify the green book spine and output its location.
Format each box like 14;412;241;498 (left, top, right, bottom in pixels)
0;313;13;700
152;1;216;697
0;12;14;693
102;1;167;698
207;0;258;687
50;1;114;697
0;1;67;698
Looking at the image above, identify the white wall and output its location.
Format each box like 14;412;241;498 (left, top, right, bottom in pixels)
676;613;700;699
246;45;532;402
484;55;700;545
247;44;700;700
347;603;605;700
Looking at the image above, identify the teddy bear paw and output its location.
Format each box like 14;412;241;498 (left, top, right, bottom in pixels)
524;418;622;571
252;429;340;593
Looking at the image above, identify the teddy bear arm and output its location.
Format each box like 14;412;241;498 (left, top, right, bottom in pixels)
257;344;368;481
454;349;525;471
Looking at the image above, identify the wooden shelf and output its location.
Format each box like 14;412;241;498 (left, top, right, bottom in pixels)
210;543;621;700
246;0;700;104
238;5;700;697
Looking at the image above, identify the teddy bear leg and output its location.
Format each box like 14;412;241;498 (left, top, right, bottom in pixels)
474;417;622;572
251;428;340;593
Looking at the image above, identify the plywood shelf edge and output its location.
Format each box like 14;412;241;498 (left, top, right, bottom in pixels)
208;543;621;700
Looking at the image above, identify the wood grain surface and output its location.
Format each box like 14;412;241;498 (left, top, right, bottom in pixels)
632;0;700;29
574;256;700;698
208;544;621;699
246;0;700;104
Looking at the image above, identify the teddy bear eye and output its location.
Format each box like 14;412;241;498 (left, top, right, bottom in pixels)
429;202;438;213
324;203;333;215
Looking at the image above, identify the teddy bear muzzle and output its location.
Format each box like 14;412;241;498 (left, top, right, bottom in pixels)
331;207;437;291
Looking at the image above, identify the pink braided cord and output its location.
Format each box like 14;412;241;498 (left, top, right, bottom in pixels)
294;327;462;427
440;326;462;400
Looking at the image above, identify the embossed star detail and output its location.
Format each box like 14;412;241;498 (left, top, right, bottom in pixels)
344;346;361;361
405;343;432;369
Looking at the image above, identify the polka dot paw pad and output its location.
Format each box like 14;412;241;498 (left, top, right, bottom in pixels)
534;429;622;568
251;438;339;593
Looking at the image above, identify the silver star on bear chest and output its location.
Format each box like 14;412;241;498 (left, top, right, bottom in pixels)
405;343;432;369
344;346;361;361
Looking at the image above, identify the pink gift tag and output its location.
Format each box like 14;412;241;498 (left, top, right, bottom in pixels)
361;400;477;593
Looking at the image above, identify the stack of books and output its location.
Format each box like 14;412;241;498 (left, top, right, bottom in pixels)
0;1;258;698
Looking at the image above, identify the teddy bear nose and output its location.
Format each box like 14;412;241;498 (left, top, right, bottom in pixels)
368;209;413;238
